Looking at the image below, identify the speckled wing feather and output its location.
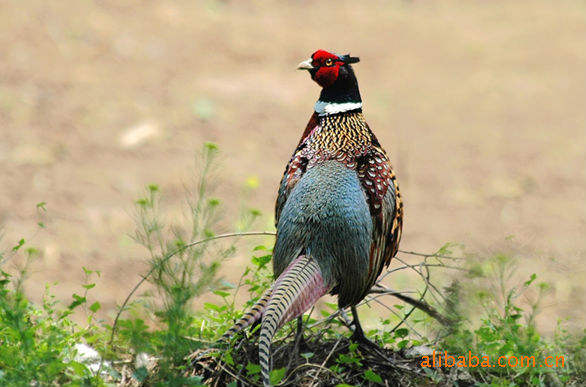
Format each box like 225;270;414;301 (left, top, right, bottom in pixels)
275;113;318;226
276;114;403;303
357;132;404;299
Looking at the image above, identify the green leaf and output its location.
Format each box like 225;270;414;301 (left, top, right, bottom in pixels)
204;141;218;150
220;280;236;289
524;273;537;287
213;290;230;298
69;361;88;377
82;266;93;276
82;283;95;290
12;239;25;252
89;301;101;313
25;247;39;256
394;328;409;338
330;364;344;373
269;367;287;385
364;369;383;384
252;254;272;268
204;302;225;312
436;242;455;255
68;294;87;309
223;351;234;365
338;353;360;365
246;362;261;375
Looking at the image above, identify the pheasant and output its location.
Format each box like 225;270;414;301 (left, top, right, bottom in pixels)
223;49;403;386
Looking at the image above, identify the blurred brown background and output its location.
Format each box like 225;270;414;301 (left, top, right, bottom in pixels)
1;1;584;331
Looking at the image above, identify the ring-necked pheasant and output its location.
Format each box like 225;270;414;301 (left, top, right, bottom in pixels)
223;49;403;386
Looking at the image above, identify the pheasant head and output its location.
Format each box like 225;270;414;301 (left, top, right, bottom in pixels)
297;49;362;115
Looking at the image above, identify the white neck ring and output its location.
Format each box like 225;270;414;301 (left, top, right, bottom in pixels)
314;100;362;116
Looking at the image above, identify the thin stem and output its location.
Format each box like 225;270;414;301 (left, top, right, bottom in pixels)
397;249;465;261
99;231;275;375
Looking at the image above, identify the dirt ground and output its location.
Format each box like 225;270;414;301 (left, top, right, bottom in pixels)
1;1;584;332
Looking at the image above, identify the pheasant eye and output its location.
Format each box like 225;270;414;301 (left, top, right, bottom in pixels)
324;58;333;66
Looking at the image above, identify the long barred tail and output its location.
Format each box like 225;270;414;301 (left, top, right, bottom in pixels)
187;288;274;366
220;285;273;342
259;255;331;386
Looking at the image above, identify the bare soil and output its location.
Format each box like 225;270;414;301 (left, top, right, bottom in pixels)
1;1;584;331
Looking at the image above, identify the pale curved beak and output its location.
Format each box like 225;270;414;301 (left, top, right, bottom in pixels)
297;58;314;70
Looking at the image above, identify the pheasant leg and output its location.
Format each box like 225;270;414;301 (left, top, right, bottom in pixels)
350;306;381;350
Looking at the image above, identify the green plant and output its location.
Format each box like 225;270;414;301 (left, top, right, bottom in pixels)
438;253;585;386
187;244;585;386
1;146;584;387
111;143;264;385
0;247;106;385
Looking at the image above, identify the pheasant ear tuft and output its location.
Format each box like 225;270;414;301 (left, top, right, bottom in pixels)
342;54;360;64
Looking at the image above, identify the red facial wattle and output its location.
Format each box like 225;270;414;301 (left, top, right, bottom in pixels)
314;65;340;87
309;49;344;88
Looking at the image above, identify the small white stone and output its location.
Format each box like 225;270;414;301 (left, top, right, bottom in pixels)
73;343;111;375
136;352;155;369
404;345;435;358
119;121;161;148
